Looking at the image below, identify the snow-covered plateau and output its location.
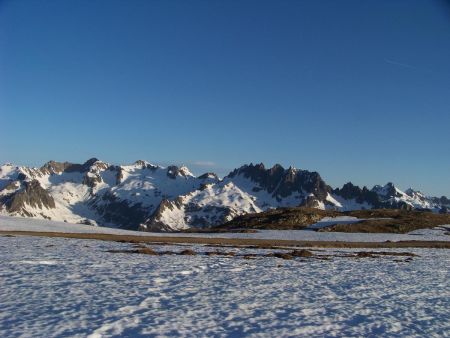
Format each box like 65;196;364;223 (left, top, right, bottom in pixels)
1;215;450;242
0;235;449;337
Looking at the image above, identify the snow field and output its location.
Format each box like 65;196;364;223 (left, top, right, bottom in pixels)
1;215;449;242
0;235;449;337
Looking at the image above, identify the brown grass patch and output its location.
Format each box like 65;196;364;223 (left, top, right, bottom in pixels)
1;230;449;249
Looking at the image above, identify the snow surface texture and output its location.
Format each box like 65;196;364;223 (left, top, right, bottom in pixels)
0;236;449;337
1;215;450;242
307;216;361;229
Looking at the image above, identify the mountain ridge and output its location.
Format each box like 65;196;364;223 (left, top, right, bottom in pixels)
1;158;448;231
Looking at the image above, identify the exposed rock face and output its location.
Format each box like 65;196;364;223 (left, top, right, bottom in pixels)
92;192;150;230
228;163;284;193
115;166;124;184
40;160;74;175
40;158;102;175
82;173;103;188
17;173;27;181
372;182;399;197
3;180;55;214
166;165;192;179
334;182;380;206
228;163;331;201
133;160;158;170
198;172;219;180
166;166;180;179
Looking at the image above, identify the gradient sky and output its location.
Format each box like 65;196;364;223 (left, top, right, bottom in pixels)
1;0;449;196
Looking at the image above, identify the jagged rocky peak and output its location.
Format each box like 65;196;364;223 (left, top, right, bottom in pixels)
280;169;330;200
40;160;73;174
179;166;194;177
372;182;401;197
334;182;363;199
82;159;112;188
133;160;158;170
83;157;100;167
166;165;193;179
39;158;107;175
228;162;331;199
405;188;426;199
405;188;416;196
270;163;284;173
228;163;286;192
88;158;109;171
198;172;219;180
229;163;266;178
334;182;381;206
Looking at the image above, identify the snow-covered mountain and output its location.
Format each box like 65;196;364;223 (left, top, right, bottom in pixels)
0;159;448;231
0;158;217;229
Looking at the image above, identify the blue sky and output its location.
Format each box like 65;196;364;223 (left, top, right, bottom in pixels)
1;0;449;196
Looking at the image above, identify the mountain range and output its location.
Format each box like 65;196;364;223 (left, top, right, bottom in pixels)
0;158;448;231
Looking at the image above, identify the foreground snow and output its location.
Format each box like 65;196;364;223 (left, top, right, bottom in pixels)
0;235;449;337
1;215;449;242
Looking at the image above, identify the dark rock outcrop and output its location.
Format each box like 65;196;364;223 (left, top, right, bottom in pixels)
198;172;219;180
40;158;104;175
82;173;102;188
3;180;55;213
166;166;181;179
40;160;74;175
334;182;381;206
92;192;150;230
228;163;332;201
219;207;338;230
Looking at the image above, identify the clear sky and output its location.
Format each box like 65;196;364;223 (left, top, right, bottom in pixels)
1;0;449;196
